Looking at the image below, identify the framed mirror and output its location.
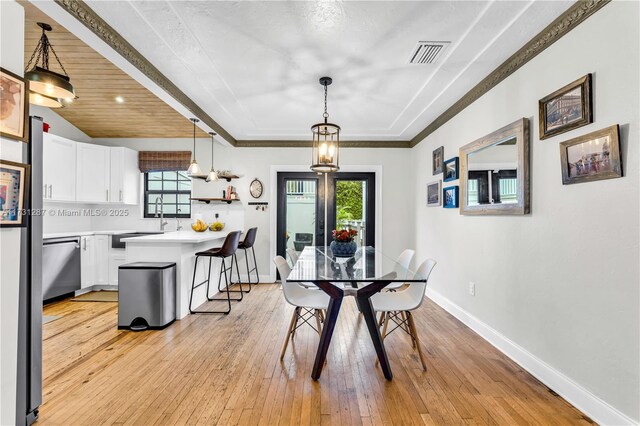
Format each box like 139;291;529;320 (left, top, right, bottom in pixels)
459;118;530;215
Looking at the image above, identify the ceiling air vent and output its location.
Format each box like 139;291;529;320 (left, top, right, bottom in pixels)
408;41;450;64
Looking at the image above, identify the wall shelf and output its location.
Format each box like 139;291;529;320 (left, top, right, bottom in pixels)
190;197;240;205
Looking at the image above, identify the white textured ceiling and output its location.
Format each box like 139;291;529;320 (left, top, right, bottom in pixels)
85;0;572;142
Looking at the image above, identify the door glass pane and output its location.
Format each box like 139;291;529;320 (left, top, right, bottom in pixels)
286;180;316;257
335;180;366;247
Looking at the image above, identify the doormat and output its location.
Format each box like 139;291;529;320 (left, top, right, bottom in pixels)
71;291;118;302
43;315;62;324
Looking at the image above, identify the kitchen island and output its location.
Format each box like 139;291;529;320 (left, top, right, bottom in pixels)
121;230;235;319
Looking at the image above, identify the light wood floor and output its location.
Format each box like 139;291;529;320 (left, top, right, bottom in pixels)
41;284;592;425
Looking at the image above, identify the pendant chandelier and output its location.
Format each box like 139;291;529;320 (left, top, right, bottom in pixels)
310;76;340;173
25;23;76;108
187;118;203;176
206;132;219;182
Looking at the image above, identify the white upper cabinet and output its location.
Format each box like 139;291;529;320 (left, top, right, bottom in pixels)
42;133;139;205
109;147;139;204
76;142;111;203
43;133;77;202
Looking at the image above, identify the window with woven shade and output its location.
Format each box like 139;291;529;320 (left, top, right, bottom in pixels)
138;152;192;219
138;151;192;173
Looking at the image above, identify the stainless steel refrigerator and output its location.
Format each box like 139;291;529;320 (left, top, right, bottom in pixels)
16;115;43;424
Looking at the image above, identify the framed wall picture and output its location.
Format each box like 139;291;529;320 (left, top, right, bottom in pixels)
442;185;459;209
426;180;441;207
539;74;592;140
0;68;29;143
0;160;30;227
432;146;444;175
559;124;621;185
443;157;459;182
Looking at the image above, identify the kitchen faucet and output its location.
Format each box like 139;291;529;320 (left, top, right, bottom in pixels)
154;196;168;231
176;208;183;231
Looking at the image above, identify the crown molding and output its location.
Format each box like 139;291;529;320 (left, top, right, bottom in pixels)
53;0;609;149
53;0;238;146
409;0;611;147
235;140;411;148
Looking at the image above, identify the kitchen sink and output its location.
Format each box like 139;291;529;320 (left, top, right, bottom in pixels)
111;232;164;249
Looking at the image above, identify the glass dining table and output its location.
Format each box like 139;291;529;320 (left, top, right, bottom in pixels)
288;245;426;381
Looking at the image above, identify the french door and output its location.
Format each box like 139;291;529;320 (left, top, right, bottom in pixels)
276;172;375;262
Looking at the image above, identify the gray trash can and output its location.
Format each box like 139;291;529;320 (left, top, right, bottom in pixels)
118;262;176;331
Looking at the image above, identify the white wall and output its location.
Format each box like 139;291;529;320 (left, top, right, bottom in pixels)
93;138;415;281
412;2;639;423
0;2;25;424
30;104;91;143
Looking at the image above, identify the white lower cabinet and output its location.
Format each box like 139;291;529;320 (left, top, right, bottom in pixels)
80;235;95;288
109;253;127;286
78;234;121;288
94;235;110;285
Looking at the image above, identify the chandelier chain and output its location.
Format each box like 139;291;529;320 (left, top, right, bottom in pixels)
25;27;69;77
323;83;329;119
25;37;43;71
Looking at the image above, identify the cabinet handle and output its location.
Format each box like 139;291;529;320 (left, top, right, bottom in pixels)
49;185;52;199
43;184;47;199
82;238;87;250
119;190;123;202
106;189;109;201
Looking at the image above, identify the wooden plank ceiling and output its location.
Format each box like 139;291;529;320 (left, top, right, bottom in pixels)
23;2;207;139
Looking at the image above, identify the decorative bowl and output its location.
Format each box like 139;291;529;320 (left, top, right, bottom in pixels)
209;221;225;232
191;219;208;232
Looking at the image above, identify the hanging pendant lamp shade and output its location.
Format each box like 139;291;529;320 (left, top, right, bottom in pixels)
24;23;75;106
206;132;219;182
29;92;64;108
310;77;340;173
187;118;203;176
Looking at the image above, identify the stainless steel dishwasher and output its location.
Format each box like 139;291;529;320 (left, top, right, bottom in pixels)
42;237;81;301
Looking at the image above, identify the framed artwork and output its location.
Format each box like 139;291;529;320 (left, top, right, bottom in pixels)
443;157;459;182
432;146;444;175
426;180;441;207
0;160;30;227
442;185;459;209
539;74;592;140
559;124;621;185
0;68;29;143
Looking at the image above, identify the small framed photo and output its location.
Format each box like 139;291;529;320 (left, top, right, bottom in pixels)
539;74;592;140
426;180;441;207
559;124;621;185
0;160;30;227
443;157;459;182
432;146;444;175
442;185;459;209
0;68;30;143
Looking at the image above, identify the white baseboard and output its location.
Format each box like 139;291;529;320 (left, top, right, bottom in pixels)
425;288;637;426
82;285;117;292
258;275;274;284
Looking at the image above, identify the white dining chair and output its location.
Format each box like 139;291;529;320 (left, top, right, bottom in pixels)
386;249;415;291
274;256;330;360
286;248;299;266
371;258;437;371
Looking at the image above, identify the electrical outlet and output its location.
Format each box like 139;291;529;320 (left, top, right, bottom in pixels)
469;282;475;296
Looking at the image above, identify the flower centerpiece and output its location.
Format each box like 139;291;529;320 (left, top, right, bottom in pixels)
330;228;358;257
